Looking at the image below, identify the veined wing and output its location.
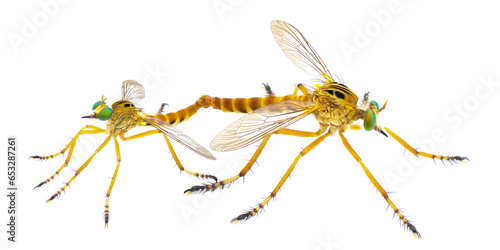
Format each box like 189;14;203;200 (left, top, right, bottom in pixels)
271;20;335;83
138;113;216;160
211;100;321;152
122;80;145;102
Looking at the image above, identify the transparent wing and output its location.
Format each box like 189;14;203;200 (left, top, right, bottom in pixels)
271;20;334;83
211;100;321;152
122;80;145;102
138;113;216;160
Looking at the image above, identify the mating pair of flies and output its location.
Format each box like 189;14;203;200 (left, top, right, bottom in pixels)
31;20;468;238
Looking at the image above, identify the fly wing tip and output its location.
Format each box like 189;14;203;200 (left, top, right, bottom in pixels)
198;146;216;160
210;144;226;152
210;142;219;151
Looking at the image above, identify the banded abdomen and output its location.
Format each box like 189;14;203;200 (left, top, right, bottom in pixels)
152;94;311;125
205;94;311;113
152;96;207;126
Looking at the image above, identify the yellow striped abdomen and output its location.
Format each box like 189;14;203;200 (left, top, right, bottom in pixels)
206;94;310;113
153;97;207;125
152;94;311;125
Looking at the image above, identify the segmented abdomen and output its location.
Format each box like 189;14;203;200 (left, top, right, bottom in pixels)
207;95;310;113
153;94;311;125
153;97;206;125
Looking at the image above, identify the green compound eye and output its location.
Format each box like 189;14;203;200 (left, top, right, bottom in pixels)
370;100;379;111
97;107;113;121
92;101;103;110
364;109;377;131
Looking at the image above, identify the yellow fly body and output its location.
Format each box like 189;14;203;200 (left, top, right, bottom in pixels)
185;20;469;238
31;80;216;227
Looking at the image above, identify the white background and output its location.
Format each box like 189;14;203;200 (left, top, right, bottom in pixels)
2;1;500;249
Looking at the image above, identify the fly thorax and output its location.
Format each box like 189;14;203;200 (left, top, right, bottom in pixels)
312;83;359;126
106;100;140;136
313;105;356;126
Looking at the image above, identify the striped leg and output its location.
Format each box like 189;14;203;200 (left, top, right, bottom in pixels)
104;137;121;227
339;131;421;238
120;130;217;181
230;131;329;223
46;135;112;203
33;125;106;189
383;127;469;163
184;127;325;194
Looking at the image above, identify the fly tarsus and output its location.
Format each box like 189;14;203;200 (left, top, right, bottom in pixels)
262;83;275;96
46;193;59;203
451;155;469;162
184;180;226;195
104;206;110;228
430;154;469;165
184;185;204;195
178;168;218;182
393;209;421;239
407;222;421;239
199;174;218;182
30;155;54;161
230;213;250;224
230;204;263;224
183;171;218;182
157;103;169;114
33;181;47;190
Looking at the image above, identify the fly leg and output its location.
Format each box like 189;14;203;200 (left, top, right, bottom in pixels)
382;127;469;163
46;135;112;203
120;130;218;181
230;131;329;223
104;137;121;227
185;135;271;194
292;83;312;95
32;125;106;189
339;131;421;238
184;126;326;194
31;125;105;160
162;134;218;181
